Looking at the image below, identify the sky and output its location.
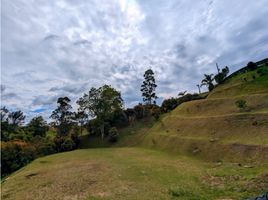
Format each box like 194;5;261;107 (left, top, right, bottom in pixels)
1;0;268;121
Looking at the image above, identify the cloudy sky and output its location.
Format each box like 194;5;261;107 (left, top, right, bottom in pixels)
1;0;268;121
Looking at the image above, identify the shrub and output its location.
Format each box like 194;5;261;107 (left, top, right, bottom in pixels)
54;136;77;152
133;104;145;119
1;140;36;176
257;68;267;76
152;106;161;121
235;99;247;111
86;118;101;135
60;138;75;151
247;62;257;71
108;127;119;143
31;136;56;156
110;109;129;127
161;98;178;113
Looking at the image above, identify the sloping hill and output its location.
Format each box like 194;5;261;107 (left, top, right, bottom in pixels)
2;64;268;200
120;65;268;163
2;148;268;200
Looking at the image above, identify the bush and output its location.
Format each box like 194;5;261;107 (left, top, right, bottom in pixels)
108;127;119;143
235;99;247;111
161;98;178;113
152;106;161;121
247;62;257;71
54;136;77;152
161;94;204;113
110;109;129;127
86;118;101;135
133;104;145;119
31;136;56;156
60;138;75;151
1;140;36;176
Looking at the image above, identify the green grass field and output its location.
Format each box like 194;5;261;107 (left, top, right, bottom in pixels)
2;148;268;200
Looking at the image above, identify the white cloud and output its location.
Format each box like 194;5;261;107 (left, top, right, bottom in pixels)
1;0;268;121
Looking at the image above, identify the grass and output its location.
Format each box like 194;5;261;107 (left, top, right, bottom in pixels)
1;147;267;200
2;65;268;200
208;65;268;98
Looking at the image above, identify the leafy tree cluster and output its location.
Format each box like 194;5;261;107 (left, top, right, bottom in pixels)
161;93;205;113
200;65;230;92
1;108;56;176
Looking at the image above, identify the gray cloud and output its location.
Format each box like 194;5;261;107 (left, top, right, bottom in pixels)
1;0;268;120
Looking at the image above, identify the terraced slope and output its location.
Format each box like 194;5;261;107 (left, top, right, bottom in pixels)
122;65;268;163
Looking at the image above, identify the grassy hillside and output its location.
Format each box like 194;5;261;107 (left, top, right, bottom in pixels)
2;148;268;200
2;65;268;200
119;65;268;163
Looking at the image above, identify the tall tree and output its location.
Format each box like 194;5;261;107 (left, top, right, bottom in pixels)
8;110;25;126
50;97;74;136
141;69;158;105
201;74;215;91
77;85;123;139
28;116;48;137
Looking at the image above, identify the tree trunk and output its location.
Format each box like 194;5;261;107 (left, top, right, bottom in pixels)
100;123;104;140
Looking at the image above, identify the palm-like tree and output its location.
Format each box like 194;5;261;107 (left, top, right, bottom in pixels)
201;74;214;91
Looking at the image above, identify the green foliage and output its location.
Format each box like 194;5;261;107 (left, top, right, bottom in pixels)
54;136;77;152
50;97;74;136
161;98;178;112
28;116;48;137
86;118;101;135
235;99;247;111
133;103;146;119
214;66;229;84
61;138;76;151
161;93;204;113
201;74;215;91
8;110;26;126
141;69;158;105
151;106;161;121
247;61;257;71
31;136;56;156
257;68;267;76
108;127;119;143
1;141;36;176
109;109;128;127
77;85;123;139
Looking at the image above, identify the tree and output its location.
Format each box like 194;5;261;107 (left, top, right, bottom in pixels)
8;110;25;126
178;91;187;97
77;85;123;139
74;111;88;135
196;84;201;94
214;66;229;84
247;61;257;71
1;107;9;122
141;69;158;105
161;98;178;113
28;116;48;137
50;97;74;136
201;74;214;91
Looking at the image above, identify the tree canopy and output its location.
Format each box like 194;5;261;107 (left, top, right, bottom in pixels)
50;97;74;136
77;85;123;139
